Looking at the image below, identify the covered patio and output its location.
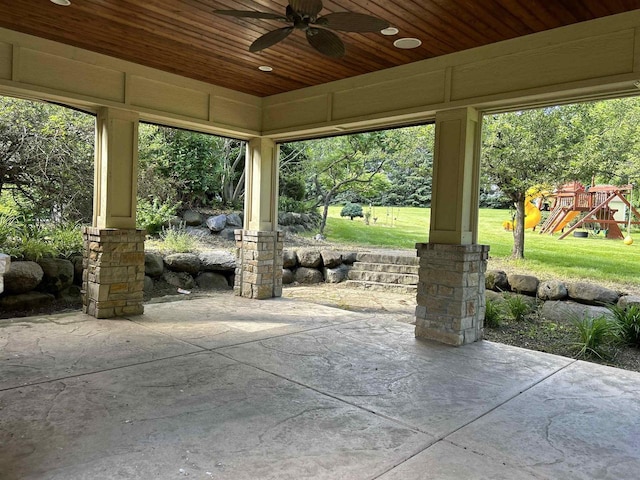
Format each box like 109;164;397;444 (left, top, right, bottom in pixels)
2;2;640;344
1;292;638;479
2;3;640;478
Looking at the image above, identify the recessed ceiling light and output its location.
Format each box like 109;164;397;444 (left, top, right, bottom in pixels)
393;38;422;49
258;65;273;72
381;27;399;36
50;0;71;5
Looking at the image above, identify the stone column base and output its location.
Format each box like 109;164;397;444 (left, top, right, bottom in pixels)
415;243;490;346
234;230;283;299
83;227;145;319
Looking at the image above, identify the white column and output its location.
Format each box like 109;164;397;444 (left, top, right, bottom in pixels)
244;137;279;231
429;107;481;245
93;107;139;229
235;137;283;299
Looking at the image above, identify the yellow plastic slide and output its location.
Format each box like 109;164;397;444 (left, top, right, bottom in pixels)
502;200;542;231
552;210;579;233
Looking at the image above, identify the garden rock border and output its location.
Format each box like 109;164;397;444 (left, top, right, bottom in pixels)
1;251;637;321
485;269;634;320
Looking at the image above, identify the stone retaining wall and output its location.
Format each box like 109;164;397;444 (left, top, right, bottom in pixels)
485;269;640;316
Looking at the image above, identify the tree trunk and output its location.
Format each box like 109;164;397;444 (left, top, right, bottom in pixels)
318;198;331;235
511;196;526;259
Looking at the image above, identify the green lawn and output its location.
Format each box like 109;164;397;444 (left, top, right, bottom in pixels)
322;206;640;289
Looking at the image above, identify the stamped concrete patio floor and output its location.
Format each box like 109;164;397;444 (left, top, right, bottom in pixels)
1;292;639;479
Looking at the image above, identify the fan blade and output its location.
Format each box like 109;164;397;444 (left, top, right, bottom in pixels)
306;28;345;58
250;27;294;52
289;0;323;18
316;12;389;32
214;10;287;21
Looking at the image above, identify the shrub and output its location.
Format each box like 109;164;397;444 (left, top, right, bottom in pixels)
159;225;195;253
571;315;617;359
504;295;532;322
48;222;84;258
340;203;363;220
609;305;640;347
484;298;503;328
137;198;180;235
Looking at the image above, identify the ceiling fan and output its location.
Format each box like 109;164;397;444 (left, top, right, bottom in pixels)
214;0;390;58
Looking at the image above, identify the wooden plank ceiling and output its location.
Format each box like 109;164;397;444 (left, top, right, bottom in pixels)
2;1;640;97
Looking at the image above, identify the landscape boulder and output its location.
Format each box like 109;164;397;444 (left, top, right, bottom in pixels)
206;214;227;232
283;249;298;269
144;275;154;294
537;280;568;301
145;252;165;278
341;251;358;264
0;291;55;310
618;295;640;310
185;226;210;238
183;210;203;226
225;213;243;227
4;261;44;294
294;267;323;284
485;290;505;304
324;265;349;283
196;272;230;290
485;270;510;292
298;250;322;268
567;282;619;306
508;274;539;296
37;258;74;294
219;228;237;241
282;269;294;285
162;271;195;290
321;250;342;268
199;251;236;271
541;300;612;323
164;253;201;275
71;255;84;285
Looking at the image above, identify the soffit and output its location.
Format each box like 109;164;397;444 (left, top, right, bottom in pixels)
1;1;639;97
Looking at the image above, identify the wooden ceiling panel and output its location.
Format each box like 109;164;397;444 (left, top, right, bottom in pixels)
1;1;639;97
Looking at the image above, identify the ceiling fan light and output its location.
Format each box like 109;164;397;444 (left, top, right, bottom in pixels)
50;0;71;5
393;37;422;49
381;27;399;36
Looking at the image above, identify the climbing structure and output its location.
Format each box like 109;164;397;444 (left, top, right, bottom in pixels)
538;182;640;239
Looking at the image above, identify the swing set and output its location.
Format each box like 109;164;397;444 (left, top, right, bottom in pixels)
538;182;640;240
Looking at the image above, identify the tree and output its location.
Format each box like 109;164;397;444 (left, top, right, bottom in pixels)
299;132;391;234
138;124;245;208
377;125;434;207
340;203;363;220
482;108;572;258
0;96;94;223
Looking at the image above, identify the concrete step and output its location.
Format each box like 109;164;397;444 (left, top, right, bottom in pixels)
350;262;419;275
345;280;417;294
355;252;418;266
348;270;418;285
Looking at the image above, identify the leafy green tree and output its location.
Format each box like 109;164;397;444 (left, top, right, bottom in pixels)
378;125;434;207
0;96;94;223
298;132;392;234
482;108;570;258
340;203;363;220
138;124;245;208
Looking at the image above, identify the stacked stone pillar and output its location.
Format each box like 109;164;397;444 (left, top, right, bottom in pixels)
83;227;145;318
415;107;488;345
234;230;284;299
415;243;489;345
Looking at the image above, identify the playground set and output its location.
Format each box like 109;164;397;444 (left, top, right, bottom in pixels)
504;182;640;240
